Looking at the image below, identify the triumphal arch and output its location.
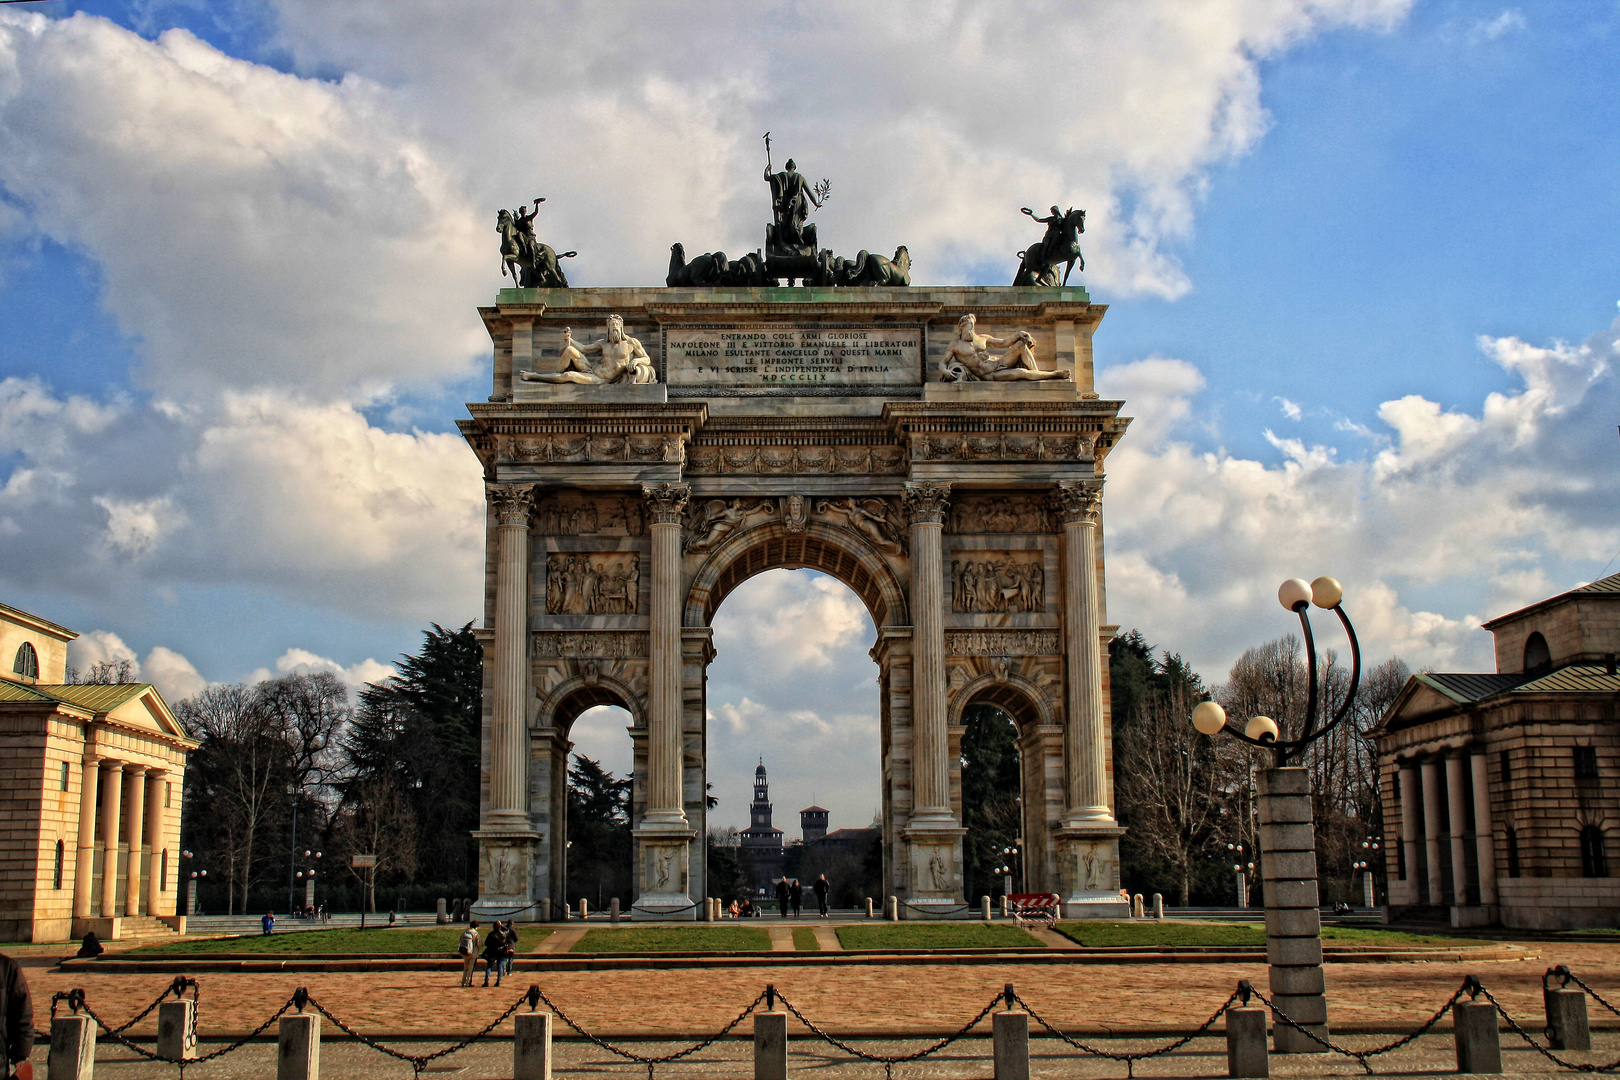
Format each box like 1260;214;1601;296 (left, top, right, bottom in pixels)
462;189;1130;918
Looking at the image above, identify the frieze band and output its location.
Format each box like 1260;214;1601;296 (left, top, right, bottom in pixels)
944;630;1062;656
532;631;650;659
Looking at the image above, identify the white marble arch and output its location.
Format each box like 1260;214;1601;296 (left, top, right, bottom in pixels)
948;675;1067;896
533;677;642;919
678;516;912;898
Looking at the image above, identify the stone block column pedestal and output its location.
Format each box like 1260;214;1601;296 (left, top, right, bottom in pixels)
1258;767;1328;1053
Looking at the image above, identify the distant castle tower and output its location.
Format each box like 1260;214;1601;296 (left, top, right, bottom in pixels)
800;804;829;844
739;758;784;888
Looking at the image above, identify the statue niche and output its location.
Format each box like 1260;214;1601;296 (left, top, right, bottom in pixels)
520;316;657;385
546;553;640;615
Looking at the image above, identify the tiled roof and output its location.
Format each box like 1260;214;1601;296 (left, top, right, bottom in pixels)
36;683;151;712
1416;673;1526;703
0;680;58;703
800;805;829;813
1483;571;1620;628
1574;572;1620;594
1513;664;1620;694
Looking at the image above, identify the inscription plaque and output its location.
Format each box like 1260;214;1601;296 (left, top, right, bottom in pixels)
663;325;921;387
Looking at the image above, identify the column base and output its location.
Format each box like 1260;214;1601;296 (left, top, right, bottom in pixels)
632;826;697;920
900;825;967;917
1054;826;1126;915
72;916;121;941
472;830;542;921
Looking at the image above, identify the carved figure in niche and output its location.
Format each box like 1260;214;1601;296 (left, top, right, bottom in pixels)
497;198;576;288
654;849;674;889
1014;205;1085;287
782;494;807;533
815;497;904;555
927;848;949;891
939;313;1070;382
684;499;776;554
953;558;1045;613
488;847;520;894
547;554;639;615
521;316;657;385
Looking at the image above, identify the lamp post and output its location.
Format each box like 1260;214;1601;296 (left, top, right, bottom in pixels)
1227;843;1254;908
294;850;322;916
1356;835;1381;908
1190;576;1362;1054
181;850;206;917
999;844;1021;898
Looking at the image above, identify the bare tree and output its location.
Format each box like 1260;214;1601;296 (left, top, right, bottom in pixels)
331;777;419;912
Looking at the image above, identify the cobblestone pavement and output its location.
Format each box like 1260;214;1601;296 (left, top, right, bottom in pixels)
24;1031;1620;1079
30;942;1617;1039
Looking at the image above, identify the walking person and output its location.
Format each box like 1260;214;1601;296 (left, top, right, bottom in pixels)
1;950;34;1080
499;921;517;981
813;874;830;917
458;921;480;987
789;879;803;917
775;876;790;918
481;921;506;987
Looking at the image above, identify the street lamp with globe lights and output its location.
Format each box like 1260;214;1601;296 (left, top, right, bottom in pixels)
1227;842;1254;908
1188;576;1364;1053
181;850;206;917
293;850;323;916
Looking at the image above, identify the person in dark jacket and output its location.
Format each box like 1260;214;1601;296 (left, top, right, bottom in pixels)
74;932;104;959
0;951;34;1080
480;922;506;987
812;874;831;917
774;877;790;917
789;879;803;917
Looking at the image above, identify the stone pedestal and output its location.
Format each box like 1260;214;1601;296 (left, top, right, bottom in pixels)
50;1014;97;1080
631;828;697;919
899;826;967;917
471;836;539;921
156;1000;196;1061
1054;830;1129;917
1258;767;1328;1054
277;1014;320;1080
514;1012;554;1080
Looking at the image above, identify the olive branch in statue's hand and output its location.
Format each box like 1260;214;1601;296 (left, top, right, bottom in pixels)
814;178;832;203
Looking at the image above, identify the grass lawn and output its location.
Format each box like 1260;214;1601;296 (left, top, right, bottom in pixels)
572;926;772;953
792;927;821;951
129;925;553;956
835;923;1040;950
1052;922;1475;948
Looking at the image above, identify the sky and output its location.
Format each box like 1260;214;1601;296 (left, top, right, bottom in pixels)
1;0;1617;836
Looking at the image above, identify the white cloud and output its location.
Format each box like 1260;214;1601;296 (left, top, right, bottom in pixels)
94;494;186;558
1473;10;1526;42
142;645;207;702
245;646;394;690
67;629;140;674
1276;396;1303;421
1099;306;1620;679
712;570;870;672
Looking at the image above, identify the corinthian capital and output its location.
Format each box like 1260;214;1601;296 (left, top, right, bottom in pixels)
641;482;691;526
902;481;952;526
1052;479;1104;525
488;483;538;527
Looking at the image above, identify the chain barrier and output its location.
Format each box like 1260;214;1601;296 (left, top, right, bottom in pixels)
894;899;971;916
303;985;533;1078
1247;978;1470;1074
1552;965;1620;1020
533;983;768;1080
1478;979;1620;1073
1014;984;1242;1079
775;985;1004;1080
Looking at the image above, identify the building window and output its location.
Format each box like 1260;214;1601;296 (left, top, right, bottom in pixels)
1581;826;1608;878
12;641;38;679
1575;746;1599;780
60;761;70;791
160;849;168;891
1523;631;1552;673
165;782;172;808
1500;749;1512;789
53;839;64;889
1506;827;1521;878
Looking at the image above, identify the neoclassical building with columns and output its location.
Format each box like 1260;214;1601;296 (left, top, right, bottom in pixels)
0;602;194;941
459;285;1131;919
1375;572;1620;929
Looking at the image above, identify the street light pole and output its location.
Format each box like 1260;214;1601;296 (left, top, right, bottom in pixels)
1190;576;1362;1055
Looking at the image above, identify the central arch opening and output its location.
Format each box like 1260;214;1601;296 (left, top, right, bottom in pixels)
704;568;883;911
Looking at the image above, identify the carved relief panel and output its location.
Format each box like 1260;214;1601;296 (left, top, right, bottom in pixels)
546;553;640;615
949;496;1055;534
535;494;648;536
952;553;1045;613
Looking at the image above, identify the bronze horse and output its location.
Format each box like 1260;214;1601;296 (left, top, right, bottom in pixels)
1014;207;1085;287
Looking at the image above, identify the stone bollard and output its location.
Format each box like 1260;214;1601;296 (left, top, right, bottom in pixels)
563;903;572;921
156;1000;196;1061
992;1010;1029;1080
754;1010;787;1080
1453;999;1502;1073
1132;894;1144;918
514;1011;553;1080
1226;1005;1269;1077
436;897;448;924
982;895;992;921
580;898;589;921
277;1013;320;1080
610;898;621;925
1001;895;1011;917
1153;893;1164;919
865;897;874;918
1545;987;1590;1050
49;1014;97;1080
887;896;899;921
1051;893;1064;921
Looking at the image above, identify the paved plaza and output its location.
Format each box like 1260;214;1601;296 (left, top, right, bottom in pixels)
17;938;1620;1077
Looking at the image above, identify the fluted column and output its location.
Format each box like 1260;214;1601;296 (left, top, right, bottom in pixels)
1397;764;1420;901
73;755;101;919
99;762;124;918
1470;753;1498;906
642;482;690;826
1445;754;1470;906
486;483;537;831
144;771;166;916
1055;480;1113;825
902;481;952;822
124;768;146;916
1420;759;1444;905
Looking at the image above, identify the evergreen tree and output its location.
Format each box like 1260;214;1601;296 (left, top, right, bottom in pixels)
960;704;1022;901
565;755;632;908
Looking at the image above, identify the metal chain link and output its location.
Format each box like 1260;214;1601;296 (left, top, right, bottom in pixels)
775;987;1004;1080
1477;982;1620;1073
77;991;299;1078
534;984;768;1080
1014;987;1241;1079
303;987;532;1078
1554;966;1620;1020
1248;979;1470;1074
